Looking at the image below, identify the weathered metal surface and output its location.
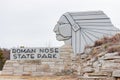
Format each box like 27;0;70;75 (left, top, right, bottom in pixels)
54;11;119;54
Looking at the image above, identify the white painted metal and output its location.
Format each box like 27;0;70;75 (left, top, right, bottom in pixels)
59;24;71;37
72;15;108;20
76;30;81;53
72;29;76;53
64;13;80;32
54;11;120;54
70;11;104;16
75;19;111;23
78;23;113;26
58;16;69;24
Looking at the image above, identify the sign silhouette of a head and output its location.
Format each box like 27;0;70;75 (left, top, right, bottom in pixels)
54;11;119;54
53;15;72;43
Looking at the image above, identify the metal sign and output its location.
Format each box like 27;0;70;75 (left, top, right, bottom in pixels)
54;11;119;54
10;47;59;60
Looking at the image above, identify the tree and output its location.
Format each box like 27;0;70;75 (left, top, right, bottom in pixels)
0;49;5;70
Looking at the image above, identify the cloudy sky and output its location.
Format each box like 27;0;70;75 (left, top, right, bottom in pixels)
0;0;120;48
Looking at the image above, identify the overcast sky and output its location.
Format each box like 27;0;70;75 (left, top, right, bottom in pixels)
0;0;120;48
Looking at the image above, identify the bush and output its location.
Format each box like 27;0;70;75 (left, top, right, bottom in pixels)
94;33;120;47
109;33;120;43
0;50;6;70
94;40;104;47
107;46;120;53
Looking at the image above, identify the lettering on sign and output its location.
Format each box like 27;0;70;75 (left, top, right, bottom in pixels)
10;48;59;60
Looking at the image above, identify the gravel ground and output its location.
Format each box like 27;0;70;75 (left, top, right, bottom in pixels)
0;76;78;80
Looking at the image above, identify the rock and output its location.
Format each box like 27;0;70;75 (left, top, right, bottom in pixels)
102;62;120;70
104;52;119;57
104;56;120;60
55;72;64;76
113;59;120;63
97;52;106;57
1;71;13;76
81;54;88;59
112;70;120;77
24;65;36;72
88;72;112;77
86;61;93;66
90;57;97;63
82;67;94;73
93;61;100;68
37;64;50;72
60;44;72;49
60;45;73;53
19;60;41;65
84;48;92;54
22;72;31;76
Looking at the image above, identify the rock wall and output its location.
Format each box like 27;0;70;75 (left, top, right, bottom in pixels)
79;43;120;79
1;45;78;76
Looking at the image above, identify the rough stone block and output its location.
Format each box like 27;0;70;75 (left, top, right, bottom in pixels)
104;56;120;60
82;67;94;73
22;72;31;76
36;64;50;72
1;71;13;76
3;66;13;70
24;66;32;72
102;63;120;69
104;52;119;57
32;72;53;76
112;70;120;77
13;63;19;66
13;66;23;71
88;72;112;77
14;69;23;73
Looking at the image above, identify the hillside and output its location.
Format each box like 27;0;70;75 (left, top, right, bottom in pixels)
79;33;120;78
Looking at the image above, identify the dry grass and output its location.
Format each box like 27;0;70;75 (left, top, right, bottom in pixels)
107;45;120;53
109;33;120;43
94;33;120;47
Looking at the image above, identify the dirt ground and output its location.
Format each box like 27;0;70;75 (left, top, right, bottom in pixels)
0;75;78;80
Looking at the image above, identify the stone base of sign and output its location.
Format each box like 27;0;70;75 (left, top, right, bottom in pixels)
2;45;79;76
2;60;54;76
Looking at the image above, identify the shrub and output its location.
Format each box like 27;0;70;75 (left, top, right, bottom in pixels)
94;40;104;47
107;46;120;53
0;50;6;70
109;33;120;43
94;33;120;47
